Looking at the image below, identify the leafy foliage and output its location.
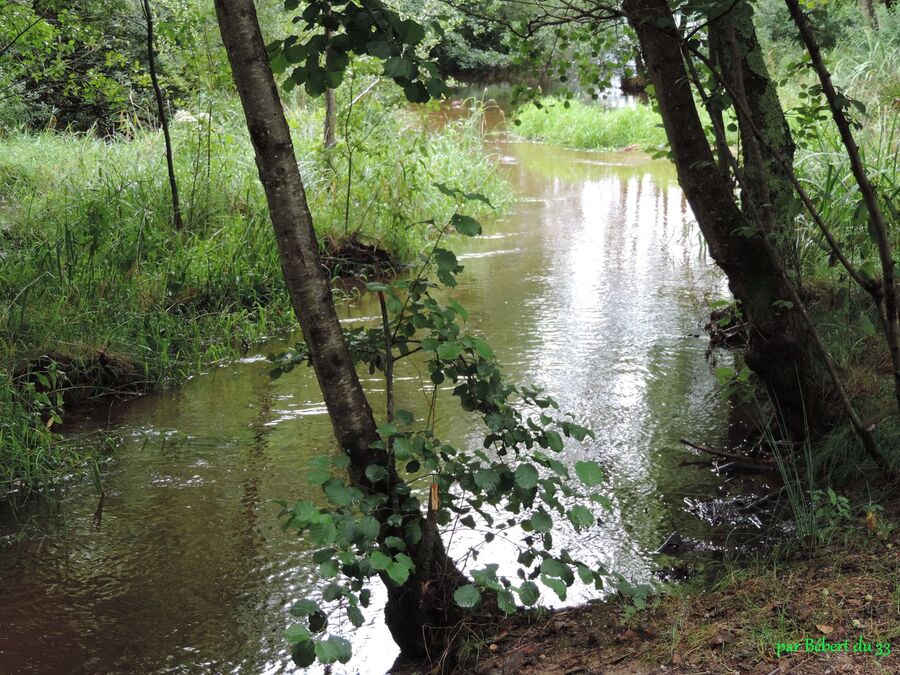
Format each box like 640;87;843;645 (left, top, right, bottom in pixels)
273;194;609;667
267;0;447;102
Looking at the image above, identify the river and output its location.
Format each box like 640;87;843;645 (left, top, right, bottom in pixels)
0;138;759;674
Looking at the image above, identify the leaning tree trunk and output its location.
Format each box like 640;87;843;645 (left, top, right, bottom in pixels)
623;0;828;436
212;0;465;658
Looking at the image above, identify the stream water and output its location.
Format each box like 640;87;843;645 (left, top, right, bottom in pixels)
1;140;760;674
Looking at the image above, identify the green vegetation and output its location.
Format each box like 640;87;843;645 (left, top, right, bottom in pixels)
513;98;667;150
471;510;899;673
2;0;900;669
0;94;507;494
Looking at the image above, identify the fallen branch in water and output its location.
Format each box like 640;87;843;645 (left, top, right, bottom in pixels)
679;438;774;466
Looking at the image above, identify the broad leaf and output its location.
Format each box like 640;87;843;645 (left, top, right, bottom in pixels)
453;584;481;608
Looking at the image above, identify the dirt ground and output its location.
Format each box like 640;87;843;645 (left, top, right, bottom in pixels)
462;519;899;675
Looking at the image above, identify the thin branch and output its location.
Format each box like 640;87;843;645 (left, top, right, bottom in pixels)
141;0;182;230
784;0;900;413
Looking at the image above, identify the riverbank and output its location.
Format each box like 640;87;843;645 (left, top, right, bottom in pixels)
461;503;900;674
0;101;509;494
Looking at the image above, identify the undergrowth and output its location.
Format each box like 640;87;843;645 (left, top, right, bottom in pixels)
0;93;509;493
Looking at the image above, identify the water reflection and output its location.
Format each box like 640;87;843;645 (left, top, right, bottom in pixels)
1;143;741;674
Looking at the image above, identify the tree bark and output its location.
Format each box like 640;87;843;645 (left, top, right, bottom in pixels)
324;27;337;148
859;0;879;28
213;0;464;658
324;86;337;147
623;0;827;436
709;1;798;249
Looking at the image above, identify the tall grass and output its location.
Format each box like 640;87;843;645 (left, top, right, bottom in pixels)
830;9;900;107
512;98;668;151
0;93;509;493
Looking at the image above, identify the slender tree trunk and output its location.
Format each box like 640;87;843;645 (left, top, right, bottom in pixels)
324;87;337;147
860;0;879;28
323;27;337;148
141;0;182;231
212;0;465;658
623;0;827;436
785;0;900;413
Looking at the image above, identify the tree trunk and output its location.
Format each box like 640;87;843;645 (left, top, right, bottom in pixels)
323;27;337;148
623;0;827;436
860;0;879;28
212;0;465;658
709;1;798;252
324;86;337;147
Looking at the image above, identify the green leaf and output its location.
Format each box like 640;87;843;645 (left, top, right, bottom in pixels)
285;623;311;644
395;409;414;425
365;464;388;483
437;342;462;360
514;463;539;489
517;581;540;606
347;604;365;628
315;635;352;664
545;430;564;452
284;43;308;63
324;69;344;89
567;505;595;531
325;48;349;72
307;457;332;485
305;68;327;96
377;422;398;437
404;81;430;104
434;247;459;272
385;535;406;550
393;436;413;459
448;298;469;321
574;461;604;486
541;557;574;584
497;589;517;614
451;213;482;236
860;314;876;337
384;56;416;80
577;564;594;585
319;559;339;579
313;548;336;564
453;584;481;608
369;550;391;571
529;510;553;533
289;599;319;617
357;515;380;542
399;19;426;45
541;574;568;600
366;41;392;59
291;640;316;668
387;560;411;584
323;478;359;507
470;337;494;360
474;468;500;489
